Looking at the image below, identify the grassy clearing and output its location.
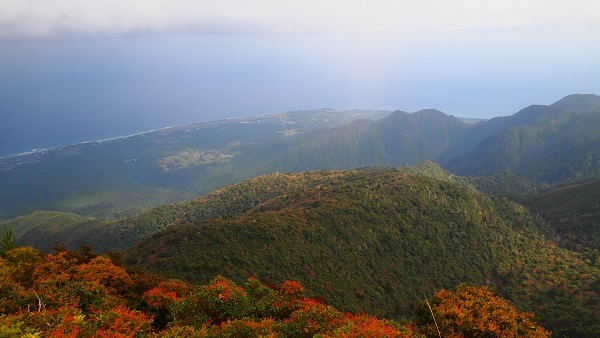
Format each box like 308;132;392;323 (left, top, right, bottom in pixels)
157;149;235;171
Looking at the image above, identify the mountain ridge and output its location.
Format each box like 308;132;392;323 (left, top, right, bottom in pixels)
0;161;544;253
443;97;600;182
551;93;600;112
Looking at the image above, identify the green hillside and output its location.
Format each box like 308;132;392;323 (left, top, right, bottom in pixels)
123;169;600;337
1;170;365;253
518;179;600;257
272;109;472;171
2;161;543;253
0;211;90;251
270;94;600;188
444;94;600;184
551;93;600;112
401;161;545;196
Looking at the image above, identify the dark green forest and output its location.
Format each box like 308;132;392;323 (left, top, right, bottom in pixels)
119;169;600;337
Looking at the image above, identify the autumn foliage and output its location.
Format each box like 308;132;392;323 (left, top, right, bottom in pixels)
416;284;551;337
0;245;550;337
0;246;152;337
0;246;412;337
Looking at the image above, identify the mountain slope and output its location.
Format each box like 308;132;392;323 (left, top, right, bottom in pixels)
443;94;600;183
3;170;375;252
124;169;600;337
276;94;600;187
0;211;91;251
268;94;600;188
273;109;472;171
518;179;600;255
3;161;545;253
401;161;545;196
551;93;600;112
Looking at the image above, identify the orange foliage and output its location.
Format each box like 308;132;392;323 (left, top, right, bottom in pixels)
76;256;133;293
417;285;550;338
0;246;551;337
280;279;304;296
143;279;189;308
202;275;247;303
0;247;150;336
336;314;412;338
88;305;152;337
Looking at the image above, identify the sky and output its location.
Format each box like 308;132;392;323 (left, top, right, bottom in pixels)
1;0;600;156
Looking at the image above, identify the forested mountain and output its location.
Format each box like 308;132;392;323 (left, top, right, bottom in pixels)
271;109;471;171
3;167;598;335
444;94;600;183
272;94;600;186
0;161;542;253
551;93;600;112
517;179;600;256
121;169;600;337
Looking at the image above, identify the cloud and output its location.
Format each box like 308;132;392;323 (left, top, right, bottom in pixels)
1;0;600;38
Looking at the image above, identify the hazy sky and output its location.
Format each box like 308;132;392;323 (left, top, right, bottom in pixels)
1;0;600;155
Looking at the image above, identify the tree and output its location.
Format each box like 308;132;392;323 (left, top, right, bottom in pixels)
416;284;550;337
0;228;16;256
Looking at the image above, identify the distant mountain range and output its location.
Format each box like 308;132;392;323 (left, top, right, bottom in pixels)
1;94;598;221
273;94;600;186
445;94;600;182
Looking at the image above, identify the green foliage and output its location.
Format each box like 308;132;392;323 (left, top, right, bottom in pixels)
445;96;600;184
518;179;600;261
274;109;472;172
0;228;16;256
400;161;545;196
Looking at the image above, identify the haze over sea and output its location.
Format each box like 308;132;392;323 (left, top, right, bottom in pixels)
1;1;599;157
